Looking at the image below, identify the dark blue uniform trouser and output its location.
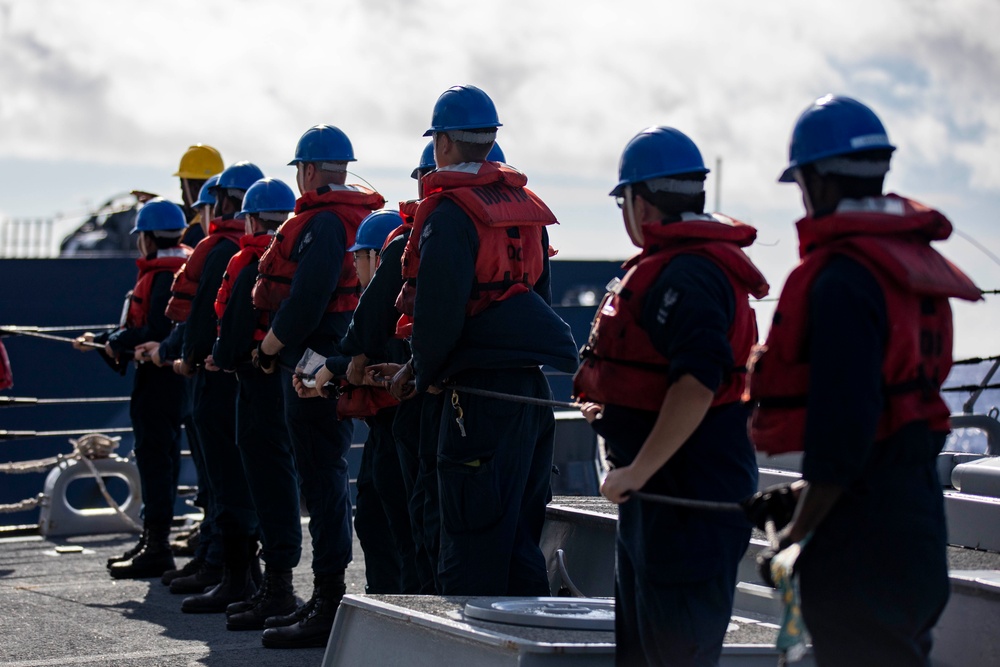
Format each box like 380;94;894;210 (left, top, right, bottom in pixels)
193;369;257;537
355;406;420;593
130;363;184;527
235;368;301;571
798;458;949;667
183;375;222;564
614;509;745;667
436;367;554;596
281;369;354;575
394;391;445;593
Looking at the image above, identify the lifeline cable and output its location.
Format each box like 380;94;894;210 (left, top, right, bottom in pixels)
0;324;117;334
0;326;143;358
0;395;131;408
629;490;748;514
0;426;134;441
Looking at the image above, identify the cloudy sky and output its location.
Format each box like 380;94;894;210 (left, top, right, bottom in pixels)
1;0;999;353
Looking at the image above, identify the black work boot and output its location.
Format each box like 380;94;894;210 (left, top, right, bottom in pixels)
261;573;345;649
161;555;204;586
181;533;256;613
109;525;174;579
107;529;147;569
227;568;297;631
169;561;223;594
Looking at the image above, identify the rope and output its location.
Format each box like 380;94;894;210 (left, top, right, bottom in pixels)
76;454;141;531
943;383;1000;393
953;355;1000;366
0;455;63;474
0;395;131;408
0;494;44;514
0;327;105;350
0;426;133;440
0;433;138;529
0;324;117;333
446;383;580;410
630;490;748;514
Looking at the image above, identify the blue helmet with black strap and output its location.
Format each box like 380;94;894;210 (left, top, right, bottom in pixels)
424;85;502;137
289;125;356;165
779;95;895;183
610;127;709;197
348;210;404;252
192;174;219;208
131;198;188;234
239;178;296;218
212;161;265;193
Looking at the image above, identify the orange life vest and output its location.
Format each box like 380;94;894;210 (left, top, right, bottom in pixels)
252;185;385;313
573;215;769;412
335;382;400;420
0;341;12;391
165;217;244;322
128;250;192;327
214;232;273;341
397;161;556;320
746;195;982;454
388;200;419;338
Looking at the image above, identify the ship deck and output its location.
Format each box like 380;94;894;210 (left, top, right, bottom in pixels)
4;500;1000;667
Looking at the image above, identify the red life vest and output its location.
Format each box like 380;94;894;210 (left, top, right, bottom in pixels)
165;217;245;322
573;215;769;412
128;249;192;327
388;200;419;338
0;340;13;391
252;185;385;313
335;382;400;419
397;161;557;319
214;232;273;341
746;195;982;455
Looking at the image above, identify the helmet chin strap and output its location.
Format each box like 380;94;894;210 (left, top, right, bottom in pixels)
624;184;644;247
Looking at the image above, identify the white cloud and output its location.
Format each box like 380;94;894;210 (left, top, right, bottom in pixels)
1;1;998;269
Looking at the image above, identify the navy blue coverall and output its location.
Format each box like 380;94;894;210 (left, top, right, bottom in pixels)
104;268;186;529
268;210;354;578
411;198;578;596
183;238;257;540
796;255;949;666
212;247;301;571
589;254;758;667
341;234;420;593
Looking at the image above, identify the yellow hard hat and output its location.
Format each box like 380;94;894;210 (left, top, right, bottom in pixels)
174;144;224;179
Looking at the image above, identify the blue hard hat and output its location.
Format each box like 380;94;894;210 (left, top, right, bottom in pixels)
610;127;709;197
289;124;356;165
487;142;506;163
410;141;436;179
423;85;502;136
131;198;188;234
779;95;895;183
213;161;265;193
348;209;404;252
192;174;219;208
239;178;297;217
409;140;506;179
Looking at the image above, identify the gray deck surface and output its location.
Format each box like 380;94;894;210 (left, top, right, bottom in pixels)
0;520;344;667
4;498;998;666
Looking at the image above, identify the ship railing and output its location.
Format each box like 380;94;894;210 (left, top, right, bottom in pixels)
0;217;55;258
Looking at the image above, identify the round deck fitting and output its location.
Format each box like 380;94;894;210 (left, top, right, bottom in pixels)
464;597;615;631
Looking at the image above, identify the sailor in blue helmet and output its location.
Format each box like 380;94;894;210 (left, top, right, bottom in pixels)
203;178;304;631
376;85;578;596
73;199;192;579
293;208;421;594
251;125;385;649
192;175;219;237
150;161;266;612
747;95;981;666
573;127;766;666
